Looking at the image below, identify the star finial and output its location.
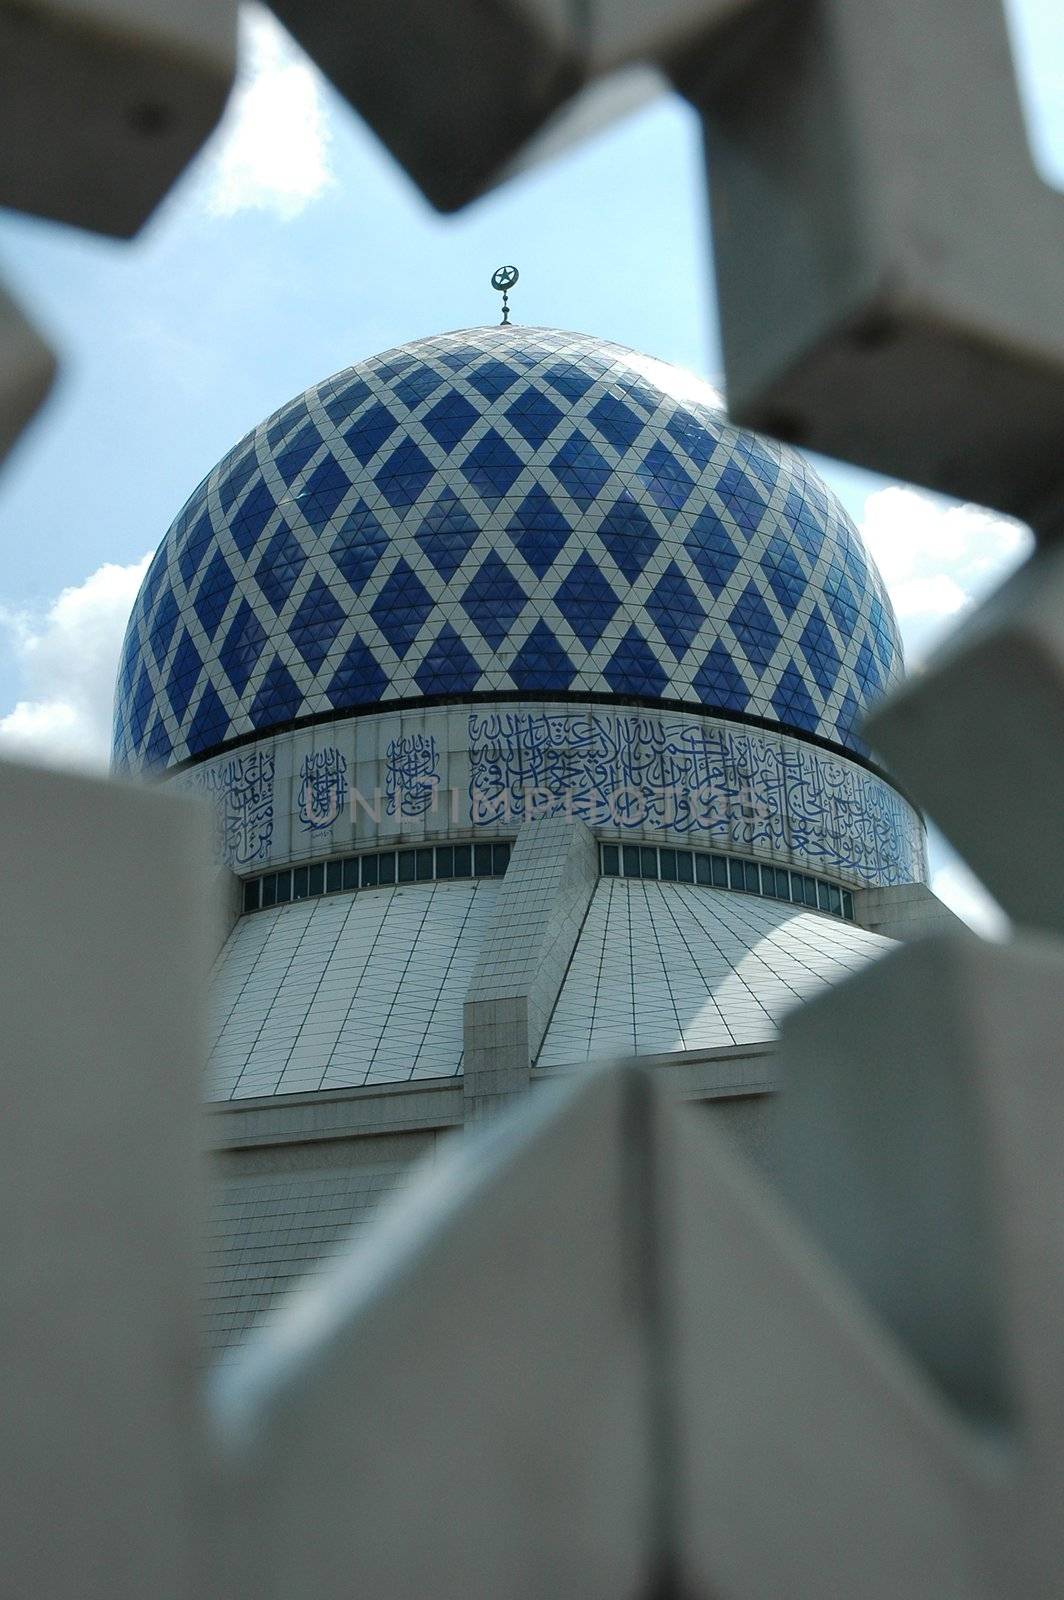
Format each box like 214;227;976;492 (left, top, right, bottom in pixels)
491;264;519;326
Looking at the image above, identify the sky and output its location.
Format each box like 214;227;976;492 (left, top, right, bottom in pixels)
0;0;1060;933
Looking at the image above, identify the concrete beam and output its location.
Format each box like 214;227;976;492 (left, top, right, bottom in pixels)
0;0;237;235
463;816;597;1120
687;0;1064;527
867;541;1061;937
0;281;55;466
0;760;208;1599
854;881;964;942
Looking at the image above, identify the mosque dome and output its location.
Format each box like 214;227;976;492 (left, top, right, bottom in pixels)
112;325;902;775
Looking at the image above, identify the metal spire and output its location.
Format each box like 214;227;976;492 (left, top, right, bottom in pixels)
491;264;519;326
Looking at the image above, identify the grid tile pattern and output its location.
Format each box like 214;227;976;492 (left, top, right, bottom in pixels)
206;1163;415;1353
113;327;903;772
206;880;498;1099
538;878;893;1065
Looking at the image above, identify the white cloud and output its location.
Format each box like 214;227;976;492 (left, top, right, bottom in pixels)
859;486;1033;662
204;5;334;221
931;858;1009;941
0;555;151;771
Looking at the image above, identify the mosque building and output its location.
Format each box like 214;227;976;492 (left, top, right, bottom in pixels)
112;290;947;1354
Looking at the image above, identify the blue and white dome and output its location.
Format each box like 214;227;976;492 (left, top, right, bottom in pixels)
112;326;902;774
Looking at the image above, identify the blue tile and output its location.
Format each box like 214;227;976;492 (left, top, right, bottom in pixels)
165;632;202;723
823;561;860;635
550;430;612;507
230;480;277;557
554;552;620;651
327;637;387;706
415;624;482;696
507;488;572;577
344;402;399;466
255;523;305;614
217;442;258;514
685;509;740;595
177;509;213;588
666;408;719;470
393;365;445;410
733;433;780;495
290;575;345;673
143;715;173;770
635;439;694;517
370;558;434;657
330;501;389;594
544;360;596;403
799;605;842;697
646;562;705;660
300;454;351;523
219;600;267;697
588;393;644;454
504;387;564;450
374;438;436;509
716;461;766;533
760;534;808;618
149;589;180;669
510;620;576;692
854;636;883;696
422;392;479;451
771;663;819;732
781;488;825;564
187;684;230;756
467;359;521;401
604;626;668;699
193;549;236;640
729;584;781;673
692;641;750;713
250;655;302;727
461;428;524;503
273;421;321;484
128;666;155;747
416;487;480;582
834;687;866;753
597;493;660;581
322;375;372;426
462;552;528;650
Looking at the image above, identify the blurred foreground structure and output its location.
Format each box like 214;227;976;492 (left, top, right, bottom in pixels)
3;2;1064;1596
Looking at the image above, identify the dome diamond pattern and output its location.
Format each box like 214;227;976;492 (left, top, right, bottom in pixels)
112;326;903;773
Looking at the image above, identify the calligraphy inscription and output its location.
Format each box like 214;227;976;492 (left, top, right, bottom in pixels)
298;748;348;830
386;734;440;817
189;750;275;867
467;711;922;887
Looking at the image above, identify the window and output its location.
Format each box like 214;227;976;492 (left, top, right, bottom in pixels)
240;839;514;915
597;842;855;920
492;841;511;874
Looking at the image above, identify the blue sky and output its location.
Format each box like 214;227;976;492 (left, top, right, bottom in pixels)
0;0;1059;928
